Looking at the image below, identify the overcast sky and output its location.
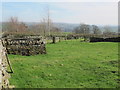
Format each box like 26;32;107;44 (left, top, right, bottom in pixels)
1;0;118;25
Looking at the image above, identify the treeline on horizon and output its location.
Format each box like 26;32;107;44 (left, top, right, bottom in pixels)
2;17;119;37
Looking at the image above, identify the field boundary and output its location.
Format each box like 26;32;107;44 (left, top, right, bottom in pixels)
0;39;10;89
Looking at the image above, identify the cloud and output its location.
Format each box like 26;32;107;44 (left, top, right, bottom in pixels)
52;2;117;12
50;2;118;25
2;2;118;25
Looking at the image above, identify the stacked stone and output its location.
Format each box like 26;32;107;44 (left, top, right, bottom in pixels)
90;37;120;42
3;37;46;56
0;39;10;89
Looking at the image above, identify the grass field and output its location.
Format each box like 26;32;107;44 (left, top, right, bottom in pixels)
8;40;119;88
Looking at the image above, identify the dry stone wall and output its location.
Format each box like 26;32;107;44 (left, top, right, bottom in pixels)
3;37;46;56
0;39;10;89
90;37;120;42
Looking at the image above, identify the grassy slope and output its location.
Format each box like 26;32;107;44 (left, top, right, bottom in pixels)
8;40;119;88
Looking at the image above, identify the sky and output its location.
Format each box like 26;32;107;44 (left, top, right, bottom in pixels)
1;0;119;2
1;0;119;25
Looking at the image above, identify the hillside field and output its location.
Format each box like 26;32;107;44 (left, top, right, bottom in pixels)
8;40;119;88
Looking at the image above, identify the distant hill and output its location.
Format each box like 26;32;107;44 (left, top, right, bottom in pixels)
54;23;118;33
98;25;118;33
53;23;79;32
1;22;118;33
25;22;118;33
24;22;79;32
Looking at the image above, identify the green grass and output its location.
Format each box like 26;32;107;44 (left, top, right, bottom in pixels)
8;40;119;88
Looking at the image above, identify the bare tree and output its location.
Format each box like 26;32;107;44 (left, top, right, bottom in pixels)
92;25;101;35
7;17;19;32
47;6;51;36
34;6;52;37
2;17;28;34
50;26;62;35
73;23;90;34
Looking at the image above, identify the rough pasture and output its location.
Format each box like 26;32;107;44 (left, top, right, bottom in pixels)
8;39;119;88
